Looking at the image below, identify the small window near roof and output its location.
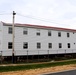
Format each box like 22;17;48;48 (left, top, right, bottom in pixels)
36;32;40;36
58;32;61;37
23;28;28;35
73;32;74;34
8;27;12;34
48;31;51;36
67;33;70;37
36;29;40;36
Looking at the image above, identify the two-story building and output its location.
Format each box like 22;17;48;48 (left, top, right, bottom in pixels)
0;21;76;60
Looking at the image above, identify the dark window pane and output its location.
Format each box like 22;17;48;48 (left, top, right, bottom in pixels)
67;33;70;37
67;43;70;48
58;32;61;37
23;42;28;49
59;43;62;48
73;32;74;34
48;31;51;36
8;42;12;49
48;43;52;48
23;31;27;35
37;32;40;36
8;27;12;34
37;43;41;49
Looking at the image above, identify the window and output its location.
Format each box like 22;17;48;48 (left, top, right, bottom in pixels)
23;31;27;34
23;42;28;49
67;43;70;48
48;31;51;36
36;29;40;36
23;28;28;35
37;42;41;49
36;32;40;36
73;32;74;34
8;27;12;34
59;43;62;48
8;42;12;49
48;43;52;48
67;33;70;37
58;32;61;37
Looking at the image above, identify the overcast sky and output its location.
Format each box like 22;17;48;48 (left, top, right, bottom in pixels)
0;0;76;29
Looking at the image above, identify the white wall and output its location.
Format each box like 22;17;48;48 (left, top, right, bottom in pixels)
0;22;3;51
2;25;76;56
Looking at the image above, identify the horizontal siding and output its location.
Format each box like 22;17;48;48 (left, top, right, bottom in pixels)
2;49;76;56
2;25;76;56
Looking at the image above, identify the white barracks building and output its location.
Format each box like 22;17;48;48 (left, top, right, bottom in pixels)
0;21;76;57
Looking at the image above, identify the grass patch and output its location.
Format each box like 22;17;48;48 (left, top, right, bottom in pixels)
0;59;76;72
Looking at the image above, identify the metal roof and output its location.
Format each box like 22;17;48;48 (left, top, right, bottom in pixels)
2;22;76;32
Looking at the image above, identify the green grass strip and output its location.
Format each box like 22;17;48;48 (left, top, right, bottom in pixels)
0;59;76;72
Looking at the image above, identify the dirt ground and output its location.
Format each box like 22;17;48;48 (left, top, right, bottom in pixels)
0;64;76;75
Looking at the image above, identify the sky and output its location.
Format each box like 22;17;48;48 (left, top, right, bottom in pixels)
0;0;76;29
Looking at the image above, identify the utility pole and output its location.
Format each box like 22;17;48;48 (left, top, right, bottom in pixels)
12;11;16;63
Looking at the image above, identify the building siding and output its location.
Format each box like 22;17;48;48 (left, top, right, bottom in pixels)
1;22;76;56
